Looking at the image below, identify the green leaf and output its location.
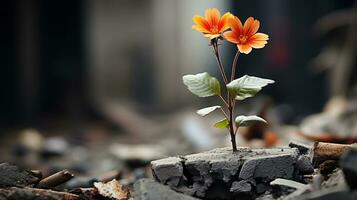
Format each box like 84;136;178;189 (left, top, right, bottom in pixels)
226;75;274;100
235;115;267;127
182;72;221;97
196;106;221;117
214;118;229;129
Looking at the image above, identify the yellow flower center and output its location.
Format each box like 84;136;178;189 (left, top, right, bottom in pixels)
239;35;247;43
210;26;219;34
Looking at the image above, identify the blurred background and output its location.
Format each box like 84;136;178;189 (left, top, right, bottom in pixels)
0;0;356;185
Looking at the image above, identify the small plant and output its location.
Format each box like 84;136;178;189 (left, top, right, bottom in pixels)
183;8;274;152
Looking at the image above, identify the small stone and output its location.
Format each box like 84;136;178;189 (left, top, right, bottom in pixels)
296;155;314;174
340;149;357;189
65;177;98;190
0;163;39;187
288;141;312;155
230;180;252;194
133;179;198;200
94;179;129;200
151;157;183;187
41;137;69;158
319;160;339;175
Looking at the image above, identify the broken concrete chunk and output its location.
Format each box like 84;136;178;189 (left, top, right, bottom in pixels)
296;155;314;174
340;149;357;190
151;157;183;187
0;163;40;187
230;180;252;194
133;179;198;200
239;152;297;181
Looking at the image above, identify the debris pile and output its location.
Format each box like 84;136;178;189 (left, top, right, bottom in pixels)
0;163;129;200
147;142;357;200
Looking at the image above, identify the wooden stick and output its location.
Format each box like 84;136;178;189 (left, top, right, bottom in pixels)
37;170;74;189
313;142;357;164
0;187;81;200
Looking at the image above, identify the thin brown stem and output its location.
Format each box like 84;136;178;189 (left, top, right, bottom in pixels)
228;99;237;152
212;41;228;84
219;107;229;119
231;51;240;82
234;125;239;135
218;95;229;107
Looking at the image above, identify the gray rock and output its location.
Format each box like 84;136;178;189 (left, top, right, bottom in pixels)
0;163;39;187
133;179;198;200
151;157;183;187
296;155;314;174
230;180;252;194
340;149;357;189
239;149;298;181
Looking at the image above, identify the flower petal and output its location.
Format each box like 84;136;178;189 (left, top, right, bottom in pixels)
250;33;269;41
228;17;243;35
218;12;234;32
205;8;220;27
192;15;210;33
204;33;221;39
243;17;260;36
223;31;239;44
248;33;269;48
238;44;252;54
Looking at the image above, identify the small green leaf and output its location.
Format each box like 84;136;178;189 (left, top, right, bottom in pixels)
226;75;274;100
235;115;267;127
183;72;221;97
214;118;229;129
196;106;221;117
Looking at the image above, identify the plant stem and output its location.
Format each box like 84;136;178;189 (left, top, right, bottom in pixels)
211;40;238;152
218;95;229;107
230;51;240;124
228;99;238;152
212;41;228;84
231;51;240;82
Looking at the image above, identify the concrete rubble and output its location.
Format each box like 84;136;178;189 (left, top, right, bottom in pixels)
145;143;357;199
151;146;306;199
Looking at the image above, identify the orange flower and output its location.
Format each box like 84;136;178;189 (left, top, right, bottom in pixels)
192;8;233;39
224;17;269;54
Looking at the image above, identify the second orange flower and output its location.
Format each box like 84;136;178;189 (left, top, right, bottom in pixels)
224;17;269;54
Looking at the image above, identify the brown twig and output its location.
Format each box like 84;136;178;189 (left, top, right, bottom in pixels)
37;170;74;189
313;142;357;164
0;187;81;200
